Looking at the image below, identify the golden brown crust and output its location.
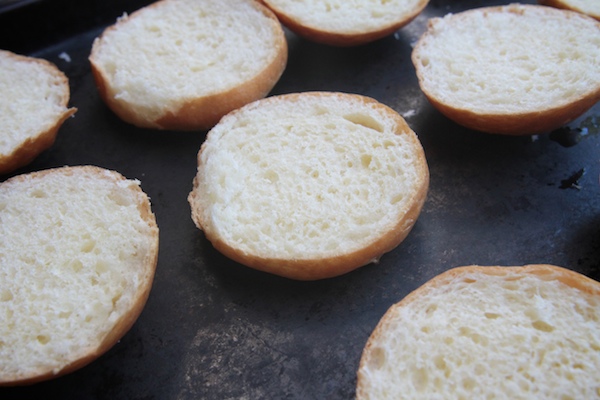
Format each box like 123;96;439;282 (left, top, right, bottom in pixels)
407;265;600;298
371;265;600;327
538;0;600;21
87;1;157;130
411;5;600;135
357;264;600;395
0;166;159;386
89;0;288;131
0;51;76;174
189;92;429;281
260;0;428;46
0;110;75;175
421;88;600;135
154;37;288;131
202;178;427;281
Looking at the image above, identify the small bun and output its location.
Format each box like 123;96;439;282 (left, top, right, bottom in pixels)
0;166;159;386
188;92;429;280
411;4;600;135
89;0;287;131
539;0;600;21
0;50;76;174
357;265;600;399
260;0;429;46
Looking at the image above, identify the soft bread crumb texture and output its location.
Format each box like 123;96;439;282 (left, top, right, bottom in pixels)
262;0;427;33
357;265;600;399
412;4;600;114
0;166;158;384
90;0;286;128
0;50;74;158
190;93;428;263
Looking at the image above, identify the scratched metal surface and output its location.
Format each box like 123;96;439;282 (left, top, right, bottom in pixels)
1;0;599;398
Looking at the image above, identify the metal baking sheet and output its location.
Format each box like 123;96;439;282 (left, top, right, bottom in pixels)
1;0;599;398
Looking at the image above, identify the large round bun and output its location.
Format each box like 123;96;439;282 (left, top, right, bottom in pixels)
188;92;429;280
0;50;76;174
260;0;429;46
411;4;600;135
0;166;159;385
89;0;287;131
357;264;600;399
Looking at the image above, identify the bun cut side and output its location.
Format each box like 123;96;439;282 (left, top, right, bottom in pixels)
357;265;600;399
412;4;600;135
0;166;159;385
260;0;429;46
89;0;287;131
0;50;76;175
189;92;429;280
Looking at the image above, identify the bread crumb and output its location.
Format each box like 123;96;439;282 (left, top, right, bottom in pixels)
58;52;71;63
402;109;416;118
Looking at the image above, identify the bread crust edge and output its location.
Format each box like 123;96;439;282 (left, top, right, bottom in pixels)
0;50;77;175
356;264;600;397
419;89;600;135
197;175;427;281
260;0;429;46
0;166;159;386
411;4;600;135
88;0;288;131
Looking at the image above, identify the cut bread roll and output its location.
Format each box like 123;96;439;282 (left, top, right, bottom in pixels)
0;166;159;386
0;50;76;175
89;0;288;131
188;92;429;280
260;0;429;46
411;4;600;135
357;265;600;399
539;0;600;21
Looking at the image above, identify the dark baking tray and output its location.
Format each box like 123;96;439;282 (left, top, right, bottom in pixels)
1;0;599;398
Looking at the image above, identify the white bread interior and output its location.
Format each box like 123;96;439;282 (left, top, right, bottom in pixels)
188;92;429;280
411;4;600;135
260;0;429;46
539;0;600;20
89;0;287;131
0;166;159;386
357;265;600;399
0;50;76;174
